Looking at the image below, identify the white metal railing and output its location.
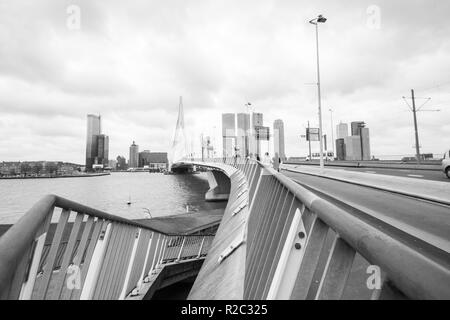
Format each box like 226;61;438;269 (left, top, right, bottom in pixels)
182;157;450;300
0;195;215;300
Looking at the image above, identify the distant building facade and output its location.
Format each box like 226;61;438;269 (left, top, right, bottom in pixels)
116;156;127;170
236;113;250;157
335;138;346;161
251;113;264;156
86;114;101;170
343;136;362;161
139;151;168;170
95;134;109;167
222;113;236;158
0;161;81;177
351;121;365;136
336;122;349;140
273;119;286;160
85;114;109;170
129;141;139;168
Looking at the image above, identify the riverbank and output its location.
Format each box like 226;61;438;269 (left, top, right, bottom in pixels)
0;172;110;179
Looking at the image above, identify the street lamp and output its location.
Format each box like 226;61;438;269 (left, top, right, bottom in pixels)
309;14;327;172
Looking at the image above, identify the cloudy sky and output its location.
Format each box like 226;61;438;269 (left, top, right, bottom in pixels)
0;0;449;163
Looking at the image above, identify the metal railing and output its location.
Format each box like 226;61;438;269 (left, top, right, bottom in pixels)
182;157;450;299
0;195;214;300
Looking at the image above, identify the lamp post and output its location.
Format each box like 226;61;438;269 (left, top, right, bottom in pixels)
309;14;327;172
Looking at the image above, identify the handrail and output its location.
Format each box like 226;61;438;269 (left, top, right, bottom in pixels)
0;194;216;300
181;157;450;300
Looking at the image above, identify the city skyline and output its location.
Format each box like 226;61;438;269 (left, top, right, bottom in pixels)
0;1;449;163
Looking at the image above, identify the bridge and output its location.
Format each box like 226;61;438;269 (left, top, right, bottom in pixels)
174;158;450;299
0;99;449;300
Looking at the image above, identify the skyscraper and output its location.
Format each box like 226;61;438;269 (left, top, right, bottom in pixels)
343;136;361;160
129;141;139;168
251;113;263;156
95;134;109;166
236;113;250;157
86;114;101;170
360;127;371;160
222;113;236;157
351;121;365;136
273;119;286;160
336;122;349;140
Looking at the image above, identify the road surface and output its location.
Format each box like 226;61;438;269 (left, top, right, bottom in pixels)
285;163;448;182
281;169;450;254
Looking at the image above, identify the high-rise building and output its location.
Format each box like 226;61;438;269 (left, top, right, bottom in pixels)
273;119;286;160
222;113;236;157
252;113;263;126
336;122;349;140
129;141;139;168
251;113;264;156
343;125;371;161
95;134;109;166
86;114;101;170
344;136;361;161
236;113;250;157
351;121;365;136
360;127;371;160
116;156;127;170
336;138;346;160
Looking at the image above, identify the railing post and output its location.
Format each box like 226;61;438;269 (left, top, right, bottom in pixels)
197;236;206;258
134;232;153;291
79;222;112;300
18;210;53;300
147;233;161;278
176;237;187;262
158;236;167;266
266;207;308;300
18;233;47;300
118;228;141;300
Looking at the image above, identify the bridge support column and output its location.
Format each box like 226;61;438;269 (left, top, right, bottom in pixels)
205;170;230;202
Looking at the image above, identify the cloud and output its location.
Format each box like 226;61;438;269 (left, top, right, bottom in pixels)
0;0;449;163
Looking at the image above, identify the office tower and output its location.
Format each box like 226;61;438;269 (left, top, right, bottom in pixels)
86;114;101;170
95;134;109;166
336;138;346;160
252;113;263;126
336;122;349;140
139;151;168;170
237;113;250;157
138;150;151;167
129;141;139;168
116;156;127;170
222;113;236;157
351;121;365;136
343;136;361;160
251;113;263;156
360;127;371;160
273;119;286;160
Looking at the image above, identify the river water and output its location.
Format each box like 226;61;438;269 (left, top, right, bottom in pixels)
0;172;225;225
